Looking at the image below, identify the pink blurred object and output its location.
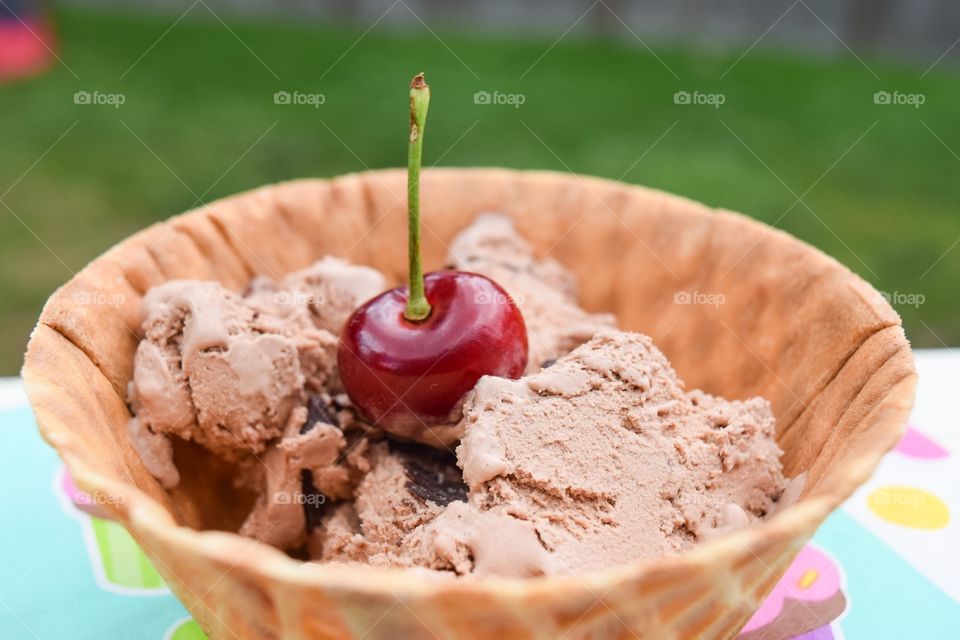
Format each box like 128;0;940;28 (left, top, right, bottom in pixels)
894;425;949;459
0;3;57;83
741;545;843;634
60;467;114;520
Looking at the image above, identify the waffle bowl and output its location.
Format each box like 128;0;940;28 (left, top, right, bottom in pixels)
23;168;916;639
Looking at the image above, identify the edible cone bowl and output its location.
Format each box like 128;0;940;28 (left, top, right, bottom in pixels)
23;168;916;639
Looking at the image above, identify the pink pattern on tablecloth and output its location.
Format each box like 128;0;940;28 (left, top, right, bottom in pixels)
894;425;949;459
742;545;842;633
60;468;112;519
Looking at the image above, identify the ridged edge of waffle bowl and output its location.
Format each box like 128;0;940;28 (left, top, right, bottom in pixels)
23;168;916;639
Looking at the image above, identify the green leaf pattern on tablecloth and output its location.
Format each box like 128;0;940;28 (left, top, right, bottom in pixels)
90;518;166;590
166;618;208;640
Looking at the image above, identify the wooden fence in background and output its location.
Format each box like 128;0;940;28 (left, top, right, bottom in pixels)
65;0;960;67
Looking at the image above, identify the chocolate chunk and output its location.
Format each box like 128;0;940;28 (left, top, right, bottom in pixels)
390;441;468;506
300;469;327;533
331;395;350;412
301;394;337;434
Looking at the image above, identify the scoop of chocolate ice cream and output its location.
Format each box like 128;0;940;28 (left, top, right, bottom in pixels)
127;281;335;470
448;213;616;372
438;330;786;574
244;256;385;336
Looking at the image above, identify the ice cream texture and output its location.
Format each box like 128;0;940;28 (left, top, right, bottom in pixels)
444;331;785;574
448;213;616;372
126;214;788;577
126;260;383;485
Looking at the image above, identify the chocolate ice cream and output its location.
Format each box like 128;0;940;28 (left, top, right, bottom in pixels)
448;213;616;372
239;393;370;550
245;256;385;337
127;217;789;580
315;440;467;567
445;331;785;574
316;331;785;577
127;281;327;473
126;257;382;488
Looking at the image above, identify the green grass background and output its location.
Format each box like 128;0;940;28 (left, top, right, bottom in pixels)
1;7;958;374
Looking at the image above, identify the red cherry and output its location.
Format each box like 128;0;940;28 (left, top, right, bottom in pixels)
336;74;528;439
338;270;528;438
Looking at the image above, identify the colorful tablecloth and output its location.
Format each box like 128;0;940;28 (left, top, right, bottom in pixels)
1;350;958;639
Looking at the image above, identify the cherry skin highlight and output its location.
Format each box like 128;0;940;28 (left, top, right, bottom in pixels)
338;270;528;439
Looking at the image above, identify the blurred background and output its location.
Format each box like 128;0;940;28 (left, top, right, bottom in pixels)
1;0;958;374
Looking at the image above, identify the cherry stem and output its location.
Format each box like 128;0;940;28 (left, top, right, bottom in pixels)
405;72;431;322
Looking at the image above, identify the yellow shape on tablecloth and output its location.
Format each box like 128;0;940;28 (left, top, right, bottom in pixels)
867;485;949;530
797;568;819;589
